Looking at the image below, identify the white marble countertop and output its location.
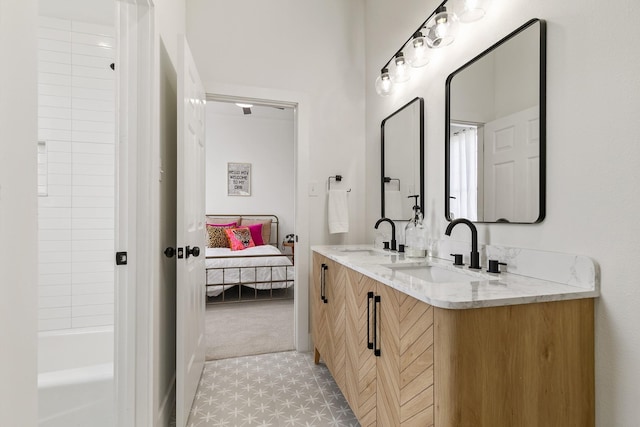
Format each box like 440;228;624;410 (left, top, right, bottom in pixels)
311;244;599;309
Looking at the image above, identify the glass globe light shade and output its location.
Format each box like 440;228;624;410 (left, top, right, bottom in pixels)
391;52;411;83
409;32;429;68
454;0;488;23
425;8;459;48
375;69;393;96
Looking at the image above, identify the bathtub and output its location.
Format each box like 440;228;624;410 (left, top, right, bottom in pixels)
38;327;115;427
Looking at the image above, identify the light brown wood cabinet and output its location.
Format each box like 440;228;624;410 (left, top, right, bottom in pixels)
311;254;347;392
312;253;595;427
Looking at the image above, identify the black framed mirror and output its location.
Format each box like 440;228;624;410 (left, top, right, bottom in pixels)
381;97;424;220
445;18;546;224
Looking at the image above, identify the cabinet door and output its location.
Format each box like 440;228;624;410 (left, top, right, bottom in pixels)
376;285;435;427
311;255;346;391
376;283;402;427
398;291;434;426
345;269;378;426
326;260;347;392
312;253;329;365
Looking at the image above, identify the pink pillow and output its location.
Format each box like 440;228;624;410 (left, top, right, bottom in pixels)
244;223;264;246
224;227;256;251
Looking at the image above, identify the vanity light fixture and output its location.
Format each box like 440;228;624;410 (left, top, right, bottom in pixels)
374;0;488;96
391;52;411;83
425;6;458;48
409;31;429;68
453;0;489;23
375;67;393;96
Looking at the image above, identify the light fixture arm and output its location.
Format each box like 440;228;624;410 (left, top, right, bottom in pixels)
379;0;448;73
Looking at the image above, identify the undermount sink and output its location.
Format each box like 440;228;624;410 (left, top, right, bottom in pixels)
383;263;479;283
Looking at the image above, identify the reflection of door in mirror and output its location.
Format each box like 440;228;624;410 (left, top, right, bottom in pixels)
445;18;545;224
483;106;539;222
381;97;424;221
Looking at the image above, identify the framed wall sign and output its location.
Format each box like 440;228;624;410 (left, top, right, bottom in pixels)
227;162;251;196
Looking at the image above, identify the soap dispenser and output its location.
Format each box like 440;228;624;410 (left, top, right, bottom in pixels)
404;195;428;258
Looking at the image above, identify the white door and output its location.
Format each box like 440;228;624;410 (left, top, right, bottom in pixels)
176;35;207;427
483;106;539;222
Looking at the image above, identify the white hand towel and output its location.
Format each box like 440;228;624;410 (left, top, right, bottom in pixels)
384;190;403;220
328;189;349;234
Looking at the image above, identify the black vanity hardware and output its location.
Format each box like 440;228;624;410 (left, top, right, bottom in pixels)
375;218;397;251
373;295;381;357
320;263;328;304
488;260;507;274
450;253;464;266
367;292;374;350
445;218;481;269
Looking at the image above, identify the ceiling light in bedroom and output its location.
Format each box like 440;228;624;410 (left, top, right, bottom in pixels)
235;103;253;115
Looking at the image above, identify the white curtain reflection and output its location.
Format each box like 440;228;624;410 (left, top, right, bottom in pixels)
449;126;478;221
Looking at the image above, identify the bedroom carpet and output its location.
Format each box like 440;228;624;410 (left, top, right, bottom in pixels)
205;298;294;360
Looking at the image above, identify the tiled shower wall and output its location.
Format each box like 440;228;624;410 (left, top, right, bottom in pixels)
37;16;115;332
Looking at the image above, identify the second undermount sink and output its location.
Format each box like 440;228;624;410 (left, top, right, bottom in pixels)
383;263;480;284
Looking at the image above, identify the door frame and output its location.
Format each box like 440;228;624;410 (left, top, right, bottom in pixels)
115;1;154;426
207;87;311;352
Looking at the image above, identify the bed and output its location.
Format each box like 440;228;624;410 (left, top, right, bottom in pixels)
205;214;294;303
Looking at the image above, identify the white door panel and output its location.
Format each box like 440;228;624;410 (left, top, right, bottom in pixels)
483;106;539;222
176;35;206;427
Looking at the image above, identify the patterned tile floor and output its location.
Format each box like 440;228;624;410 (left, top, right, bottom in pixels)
173;351;360;427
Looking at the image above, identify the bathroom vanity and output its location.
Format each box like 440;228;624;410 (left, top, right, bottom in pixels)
311;245;598;427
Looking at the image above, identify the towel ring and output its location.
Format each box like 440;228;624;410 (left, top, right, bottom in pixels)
328;175;351;192
383;177;400;190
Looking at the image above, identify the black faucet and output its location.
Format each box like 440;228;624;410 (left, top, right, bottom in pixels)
375;218;396;251
444;218;480;269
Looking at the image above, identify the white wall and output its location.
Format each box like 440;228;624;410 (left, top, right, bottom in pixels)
365;0;640;425
0;0;38;424
186;0;366;247
205;102;295;241
37;15;116;332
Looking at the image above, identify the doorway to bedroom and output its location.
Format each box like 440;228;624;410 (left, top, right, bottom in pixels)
203;98;296;360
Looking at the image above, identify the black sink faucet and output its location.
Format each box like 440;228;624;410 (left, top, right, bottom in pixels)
445;218;480;269
375;218;397;251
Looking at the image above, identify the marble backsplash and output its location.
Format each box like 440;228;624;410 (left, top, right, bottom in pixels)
431;239;599;290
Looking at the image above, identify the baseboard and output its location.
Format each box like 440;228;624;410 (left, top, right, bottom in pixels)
156;373;176;427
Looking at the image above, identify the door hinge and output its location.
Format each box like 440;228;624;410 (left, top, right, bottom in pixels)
115;251;128;265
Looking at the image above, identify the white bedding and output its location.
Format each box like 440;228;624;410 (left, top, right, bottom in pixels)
205;245;294;297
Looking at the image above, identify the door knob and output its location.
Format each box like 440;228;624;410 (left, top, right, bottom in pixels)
186;246;200;258
164;247;176;258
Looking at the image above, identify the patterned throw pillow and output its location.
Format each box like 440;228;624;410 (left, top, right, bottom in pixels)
206;222;237;248
224;227;256;251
